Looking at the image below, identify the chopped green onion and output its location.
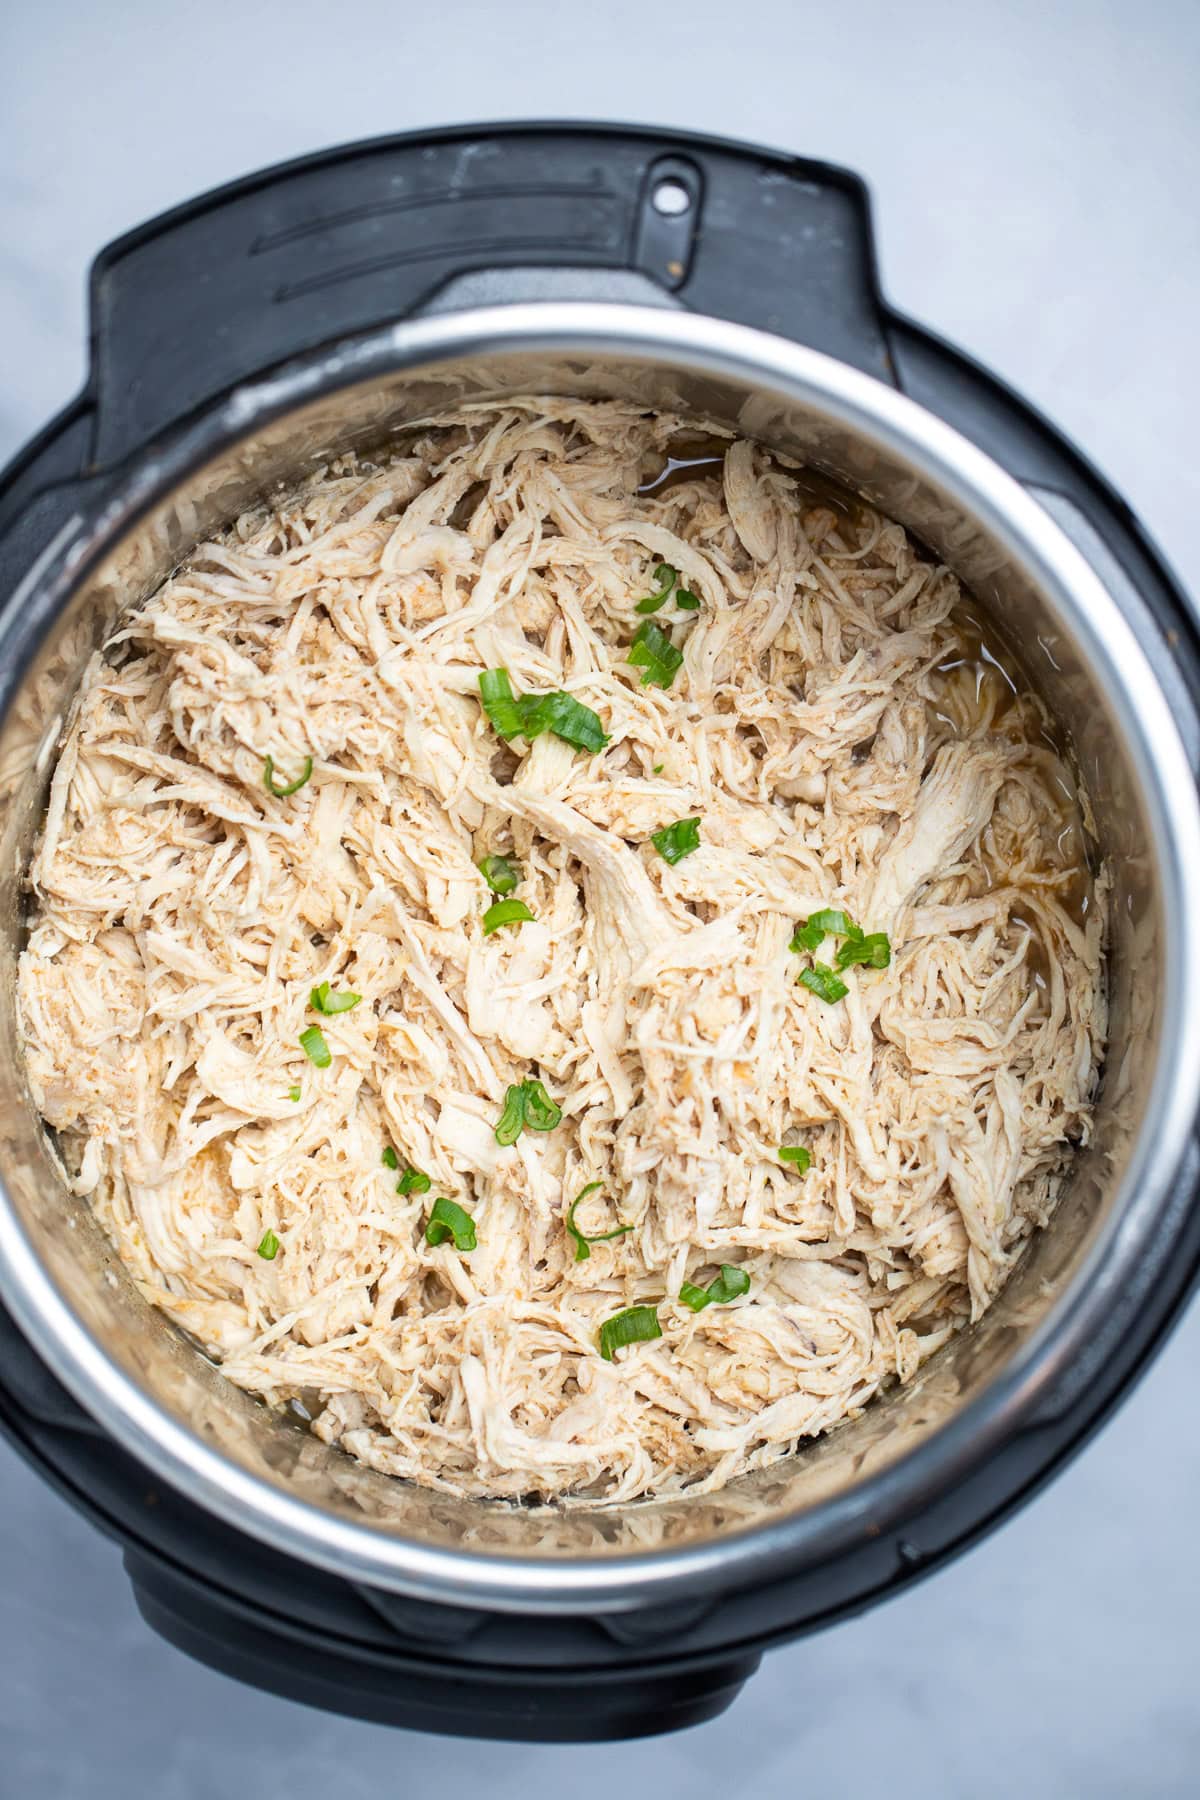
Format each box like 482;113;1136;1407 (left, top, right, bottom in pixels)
679;1265;750;1311
652;763;665;775
310;981;362;1015
632;564;701;616
382;1149;431;1195
790;908;885;991
424;1196;477;1252
494;1077;563;1145
288;1086;301;1102
634;562;679;614
494;1085;528;1147
778;1146;812;1172
566;1182;633;1262
256;1229;280;1260
479;854;520;895
478;668;524;740
650;816;701;865
627;621;685;689
478;670;609;752
789;909;861;954
299;1025;331;1067
482;898;535;935
517;690;610;753
598;1304;662;1361
835;931;891;971
798;963;849;1004
522;1079;562;1132
263;754;313;798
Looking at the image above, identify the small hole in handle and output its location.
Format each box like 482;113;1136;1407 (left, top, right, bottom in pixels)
652;179;691;217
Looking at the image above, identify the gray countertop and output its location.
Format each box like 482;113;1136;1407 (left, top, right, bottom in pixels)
2;1;1198;1792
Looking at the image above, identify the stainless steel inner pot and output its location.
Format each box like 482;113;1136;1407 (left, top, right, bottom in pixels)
1;304;1198;1613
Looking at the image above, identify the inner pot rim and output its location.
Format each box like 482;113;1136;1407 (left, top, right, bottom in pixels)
1;301;1198;1614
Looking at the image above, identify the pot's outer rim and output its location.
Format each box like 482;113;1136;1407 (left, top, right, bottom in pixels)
1;302;1197;1614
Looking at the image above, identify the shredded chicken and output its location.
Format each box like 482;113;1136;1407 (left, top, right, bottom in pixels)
16;400;1106;1503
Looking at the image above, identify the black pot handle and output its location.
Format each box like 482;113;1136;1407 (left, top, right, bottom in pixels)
126;1549;759;1742
85;122;894;470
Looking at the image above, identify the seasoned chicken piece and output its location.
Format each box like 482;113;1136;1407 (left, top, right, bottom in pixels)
869;741;1012;931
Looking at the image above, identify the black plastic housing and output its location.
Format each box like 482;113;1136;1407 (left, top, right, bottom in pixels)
0;123;1197;1742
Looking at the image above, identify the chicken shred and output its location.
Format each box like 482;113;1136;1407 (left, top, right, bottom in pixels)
16;400;1106;1503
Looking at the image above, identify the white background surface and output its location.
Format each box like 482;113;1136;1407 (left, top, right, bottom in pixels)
2;2;1199;1793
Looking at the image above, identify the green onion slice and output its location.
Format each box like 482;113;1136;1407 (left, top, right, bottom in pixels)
566;1182;633;1262
798;964;849;1004
598;1304;662;1361
778;1145;812;1172
494;1085;528;1147
424;1196;477;1252
479;854;520;895
287;1086;301;1103
790;908;886;988
256;1229;280;1260
310;981;362;1015
482;898;535;935
650;816;701;865
627;621;685;689
789;909;861;954
494;1077;563;1145
517;690;610;752
634;562;678;614
478;670;609;752
478;668;524;740
675;590;701;611
522;1078;562;1131
263;754;313;798
299;1025;331;1067
382;1145;430;1194
835;931;891;971
679;1265;750;1312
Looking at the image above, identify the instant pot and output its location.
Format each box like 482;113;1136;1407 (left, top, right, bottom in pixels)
1;123;1198;1743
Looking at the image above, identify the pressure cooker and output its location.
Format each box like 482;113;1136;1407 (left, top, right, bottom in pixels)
0;123;1197;1742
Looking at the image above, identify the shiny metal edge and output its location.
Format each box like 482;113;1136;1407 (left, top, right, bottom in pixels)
1;302;1198;1613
